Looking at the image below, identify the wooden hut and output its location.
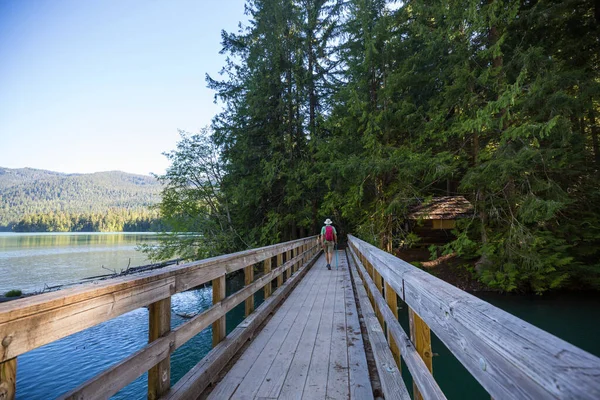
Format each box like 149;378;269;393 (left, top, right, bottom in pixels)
407;196;474;245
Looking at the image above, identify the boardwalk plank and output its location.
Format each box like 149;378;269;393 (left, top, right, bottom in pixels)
208;254;374;400
326;260;350;400
229;263;322;400
208;267;321;400
255;264;330;398
303;258;337;399
209;268;322;399
278;262;334;400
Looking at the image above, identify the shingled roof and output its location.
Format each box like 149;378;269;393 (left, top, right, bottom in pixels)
408;196;474;220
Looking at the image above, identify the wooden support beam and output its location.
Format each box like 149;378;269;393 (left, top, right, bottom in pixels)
374;269;383;326
292;248;298;273
303;244;307;263
212;275;226;347
148;297;171;400
277;253;283;287
409;307;433;400
244;265;254;317
364;258;374;306
385;282;401;370
264;258;272;299
0;357;16;400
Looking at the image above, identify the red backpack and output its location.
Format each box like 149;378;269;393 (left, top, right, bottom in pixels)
325;225;334;241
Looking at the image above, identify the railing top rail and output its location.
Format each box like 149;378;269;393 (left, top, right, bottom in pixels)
347;234;600;400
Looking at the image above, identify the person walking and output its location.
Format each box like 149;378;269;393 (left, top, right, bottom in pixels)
320;218;337;270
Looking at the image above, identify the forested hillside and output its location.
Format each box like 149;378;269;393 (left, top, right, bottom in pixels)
149;0;600;293
0;167;162;231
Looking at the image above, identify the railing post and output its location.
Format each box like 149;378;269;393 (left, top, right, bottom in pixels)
409;308;433;400
385;282;401;370
277;253;284;287
245;264;254;316
292;247;298;273
212;275;226;347
373;269;384;325
264;257;272;298
148;297;171;400
0;357;17;400
364;258;374;305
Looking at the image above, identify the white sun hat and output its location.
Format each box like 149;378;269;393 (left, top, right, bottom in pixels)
324;218;333;225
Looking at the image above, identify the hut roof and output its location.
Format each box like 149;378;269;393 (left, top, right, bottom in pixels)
408;196;474;220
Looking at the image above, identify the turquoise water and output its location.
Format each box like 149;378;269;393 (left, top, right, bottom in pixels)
396;291;600;399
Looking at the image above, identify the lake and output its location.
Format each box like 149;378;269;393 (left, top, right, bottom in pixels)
1;233;599;399
0;232;252;399
0;232;157;294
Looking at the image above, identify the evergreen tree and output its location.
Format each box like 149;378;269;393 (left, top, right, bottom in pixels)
152;0;600;291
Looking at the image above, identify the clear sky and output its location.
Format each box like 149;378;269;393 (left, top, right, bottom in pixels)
0;0;247;176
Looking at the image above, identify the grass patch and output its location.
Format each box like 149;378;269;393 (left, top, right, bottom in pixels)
4;289;22;297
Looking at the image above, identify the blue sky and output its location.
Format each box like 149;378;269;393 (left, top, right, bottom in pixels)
0;0;247;176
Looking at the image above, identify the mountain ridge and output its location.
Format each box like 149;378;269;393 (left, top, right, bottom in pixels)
0;167;162;229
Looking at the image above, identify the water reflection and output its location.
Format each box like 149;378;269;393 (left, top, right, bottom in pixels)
0;232;156;250
0;233;157;293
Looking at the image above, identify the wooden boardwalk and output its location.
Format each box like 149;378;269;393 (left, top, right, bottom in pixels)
3;235;599;400
207;251;373;400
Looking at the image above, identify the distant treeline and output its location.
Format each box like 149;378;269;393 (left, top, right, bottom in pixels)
12;209;166;233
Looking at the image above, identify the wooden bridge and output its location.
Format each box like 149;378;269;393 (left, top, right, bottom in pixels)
1;235;600;399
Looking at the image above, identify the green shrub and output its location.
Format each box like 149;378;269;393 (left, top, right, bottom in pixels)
4;289;22;297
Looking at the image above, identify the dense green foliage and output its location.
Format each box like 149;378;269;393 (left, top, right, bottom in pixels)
0;167;162;232
154;0;600;293
140;129;240;260
12;209;163;232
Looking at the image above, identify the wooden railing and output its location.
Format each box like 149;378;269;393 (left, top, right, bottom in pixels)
347;235;600;400
0;236;320;400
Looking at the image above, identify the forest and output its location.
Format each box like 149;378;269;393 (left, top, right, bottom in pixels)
148;0;600;293
11;209;163;233
0;168;162;231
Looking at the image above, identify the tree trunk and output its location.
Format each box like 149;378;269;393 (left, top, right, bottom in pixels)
589;108;600;165
307;3;317;139
312;199;319;234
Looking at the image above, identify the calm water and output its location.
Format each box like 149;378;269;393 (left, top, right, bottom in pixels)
1;233;254;399
0;232;157;293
